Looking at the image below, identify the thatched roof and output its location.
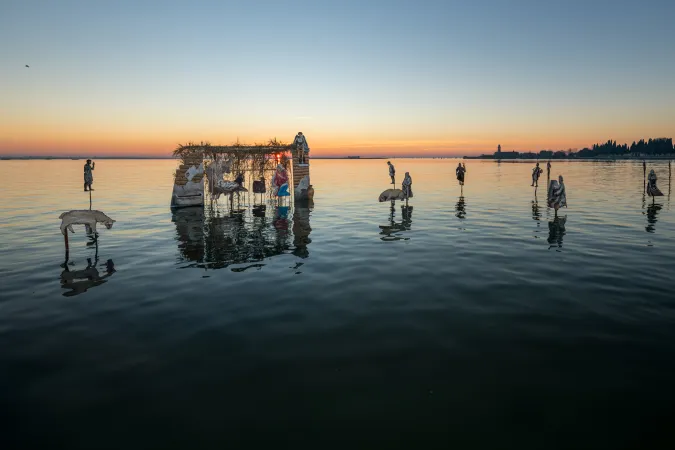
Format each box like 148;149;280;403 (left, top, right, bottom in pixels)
173;139;296;178
173;139;294;159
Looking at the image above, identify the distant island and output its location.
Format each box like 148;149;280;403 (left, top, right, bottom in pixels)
467;138;675;160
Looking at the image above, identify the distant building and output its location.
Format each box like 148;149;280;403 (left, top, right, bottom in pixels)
497;144;501;154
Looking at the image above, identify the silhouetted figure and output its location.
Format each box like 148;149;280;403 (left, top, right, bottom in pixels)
84;159;95;191
546;161;551;179
456;163;466;186
646;169;663;202
531;162;543;187
387;161;395;185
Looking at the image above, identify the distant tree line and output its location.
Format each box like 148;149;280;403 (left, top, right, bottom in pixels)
488;137;674;159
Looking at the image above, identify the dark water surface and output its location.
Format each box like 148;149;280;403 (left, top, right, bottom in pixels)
1;159;675;448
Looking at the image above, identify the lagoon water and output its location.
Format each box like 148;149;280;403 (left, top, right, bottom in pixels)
1;159;675;448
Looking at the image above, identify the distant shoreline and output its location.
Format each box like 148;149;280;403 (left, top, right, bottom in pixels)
464;155;675;161
0;156;457;161
0;156;175;160
3;155;674;161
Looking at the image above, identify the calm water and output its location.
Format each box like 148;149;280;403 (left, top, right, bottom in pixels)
1;159;675;448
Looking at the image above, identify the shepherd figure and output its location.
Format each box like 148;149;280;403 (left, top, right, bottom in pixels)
456;163;466;186
646;169;663;199
402;172;413;200
84;159;95;191
531;162;543;187
294;132;310;164
387;161;395;185
547;175;567;215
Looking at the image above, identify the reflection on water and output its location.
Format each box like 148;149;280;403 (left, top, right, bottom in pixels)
292;201;312;258
645;203;662;233
172;201;312;270
172;207;205;262
60;241;116;297
532;198;542;240
379;201;413;241
547;216;566;250
5;159;675;448
456;196;466;219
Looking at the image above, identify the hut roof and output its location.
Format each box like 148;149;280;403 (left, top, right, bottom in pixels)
173;139;294;159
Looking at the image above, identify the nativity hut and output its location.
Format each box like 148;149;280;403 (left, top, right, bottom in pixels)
171;136;312;208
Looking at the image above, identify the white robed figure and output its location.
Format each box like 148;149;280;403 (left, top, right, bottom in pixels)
402;172;413;200
547;175;567;214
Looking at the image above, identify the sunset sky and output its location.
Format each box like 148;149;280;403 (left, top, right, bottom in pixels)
2;0;674;157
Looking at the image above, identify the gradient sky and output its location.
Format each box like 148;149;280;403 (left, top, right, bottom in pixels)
1;0;674;157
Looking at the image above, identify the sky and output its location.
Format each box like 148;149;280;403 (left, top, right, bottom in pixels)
1;0;674;157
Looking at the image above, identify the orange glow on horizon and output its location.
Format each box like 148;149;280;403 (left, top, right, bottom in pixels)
2;120;674;158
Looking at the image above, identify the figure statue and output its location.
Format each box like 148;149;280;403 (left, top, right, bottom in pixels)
293;132;310;164
647;169;664;198
547;175;567;214
456;163;466;186
205;156;246;200
272;164;290;198
60;210;116;236
387;161;395;185
378;188;405;202
531;162;543;187
402;172;413;200
84;159;95;191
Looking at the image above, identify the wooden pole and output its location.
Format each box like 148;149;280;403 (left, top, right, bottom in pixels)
64;230;69;252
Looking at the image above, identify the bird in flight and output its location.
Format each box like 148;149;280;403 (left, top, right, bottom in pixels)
25;65;29;68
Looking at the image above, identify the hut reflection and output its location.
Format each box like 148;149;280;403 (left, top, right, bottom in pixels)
379;200;412;241
172;207;205;262
547;216;566;250
173;202;311;270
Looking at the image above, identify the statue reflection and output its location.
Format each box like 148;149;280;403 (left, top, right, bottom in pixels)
645;202;662;233
532;200;541;222
379;200;412;241
547;216;566;250
292;201;313;258
173;202;311;270
60;240;116;296
456;196;466;219
532;196;542;238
